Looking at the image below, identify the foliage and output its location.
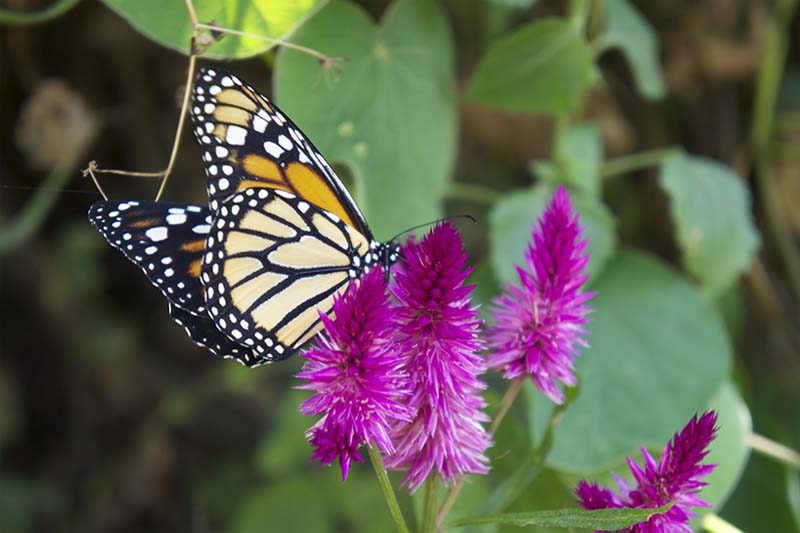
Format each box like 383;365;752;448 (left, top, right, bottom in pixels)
1;0;798;532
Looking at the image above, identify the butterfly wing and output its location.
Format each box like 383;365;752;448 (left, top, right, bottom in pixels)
88;200;211;315
168;303;267;367
88;200;268;366
189;67;372;240
200;187;380;362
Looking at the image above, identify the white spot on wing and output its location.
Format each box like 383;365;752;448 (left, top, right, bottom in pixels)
226;125;247;146
253;116;267;133
264;141;284;158
166;214;187;225
145;227;168;242
278;135;293;150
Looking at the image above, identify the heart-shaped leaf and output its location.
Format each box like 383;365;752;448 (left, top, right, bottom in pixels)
274;0;456;239
537;249;731;472
659;151;760;297
466;18;594;115
102;0;325;58
597;0;665;99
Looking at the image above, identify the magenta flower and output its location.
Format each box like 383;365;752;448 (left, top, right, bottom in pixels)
297;269;412;480
487;185;594;404
384;223;492;492
576;411;719;533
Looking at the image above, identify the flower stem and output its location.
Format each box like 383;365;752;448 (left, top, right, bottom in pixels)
436;378;525;528
368;445;410;533
748;433;800;469
701;513;746;533
421;474;440;533
489;377;525;435
750;0;800;301
600;148;678;179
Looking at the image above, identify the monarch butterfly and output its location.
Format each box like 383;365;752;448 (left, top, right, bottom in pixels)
89;67;400;366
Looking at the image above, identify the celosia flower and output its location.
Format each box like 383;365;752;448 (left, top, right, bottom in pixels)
385;223;491;492
576;410;719;533
487;185;594;404
297;269;412;480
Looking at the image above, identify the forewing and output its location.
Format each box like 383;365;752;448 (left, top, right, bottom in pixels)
201;187;373;361
189;67;371;239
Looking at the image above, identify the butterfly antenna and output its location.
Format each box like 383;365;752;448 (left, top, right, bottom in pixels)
389;214;476;242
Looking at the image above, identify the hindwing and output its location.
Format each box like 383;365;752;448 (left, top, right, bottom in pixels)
200;187;377;361
88;200;263;366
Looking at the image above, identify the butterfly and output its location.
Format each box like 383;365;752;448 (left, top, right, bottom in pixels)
89;67;400;366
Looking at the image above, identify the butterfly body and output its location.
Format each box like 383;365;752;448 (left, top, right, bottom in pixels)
89;67;399;366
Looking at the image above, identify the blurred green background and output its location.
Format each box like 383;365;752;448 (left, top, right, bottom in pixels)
0;0;799;531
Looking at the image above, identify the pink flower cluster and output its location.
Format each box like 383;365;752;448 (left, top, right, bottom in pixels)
298;222;491;490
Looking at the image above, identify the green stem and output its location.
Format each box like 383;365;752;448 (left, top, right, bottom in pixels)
567;0;590;32
444;182;505;205
751;0;800;300
601;148;678;179
488;377;525;435
421;474;440;533
0;166;75;255
0;0;82;25
748;433;800;469
368;445;410;533
436;378;525;527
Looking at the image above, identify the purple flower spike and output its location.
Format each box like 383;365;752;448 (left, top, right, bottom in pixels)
576;410;719;533
385;223;492;492
487;185;594;404
297;269;412;481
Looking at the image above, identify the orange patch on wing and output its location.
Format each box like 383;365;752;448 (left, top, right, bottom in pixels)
243;154;283;183
131;218;160;228
187;259;202;278
284;162;356;228
180;239;206;253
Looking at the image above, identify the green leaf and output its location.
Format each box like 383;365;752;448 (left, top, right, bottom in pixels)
558;123;603;196
101;0;325;59
0;476;64;533
320;470;398;532
541;249;731;472
495;468;575;533
274;0;456;238
488;183;617;286
0;0;81;25
699;381;752;511
446;477;498;533
231;478;330;533
720;453;800;532
254;389;313;477
659;151;760;297
490;0;538;8
536;122;603;195
597;0;665;99
466;18;594;115
447;505;671;530
468;262;501;322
